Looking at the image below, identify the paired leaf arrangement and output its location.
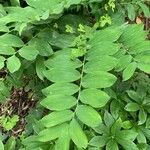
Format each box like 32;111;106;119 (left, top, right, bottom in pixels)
0;0;150;150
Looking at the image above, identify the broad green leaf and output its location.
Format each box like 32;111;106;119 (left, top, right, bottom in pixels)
106;140;118;150
36;57;46;80
26;0;64;15
89;136;106;147
0;81;10;102
45;52;82;69
69;119;88;149
40;94;77;110
29;38;53;57
117;139;138;150
104;111;115;127
76;105;102;127
135;55;150;64
115;55;132;71
120;24;146;46
65;0;82;8
146;117;150;128
122;121;132;129
37;123;66;142
82;72;117;88
39;30;75;48
137;131;146;143
80;89;110;108
117;130;138;141
7;55;21;73
0;46;15;55
138;63;150;73
127;90;141;102
0;56;5;69
19;46;39;61
55;124;70;150
44;68;80;83
84;56;118;72
142;128;150;141
0;140;4;150
0;34;23;47
40;110;73;128
87;43;120;59
89;27;122;44
110;100;121;119
125;103;140;112
128;41;150;54
42;83;79;96
137;2;150;18
0;24;9;32
123;62;137;81
127;3;135;21
10;0;20;6
22;136;49;149
138;109;147;125
111;118;122;135
4;137;16;150
94;123;110;135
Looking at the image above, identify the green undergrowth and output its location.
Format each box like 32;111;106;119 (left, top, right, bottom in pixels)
0;0;150;150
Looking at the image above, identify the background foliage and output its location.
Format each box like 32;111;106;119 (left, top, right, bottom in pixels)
0;0;150;150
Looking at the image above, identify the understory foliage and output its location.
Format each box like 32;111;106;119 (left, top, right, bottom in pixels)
0;0;150;150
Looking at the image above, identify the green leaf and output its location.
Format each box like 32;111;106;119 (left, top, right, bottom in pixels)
0;56;5;70
127;3;135;21
138;109;147;125
29;38;53;57
0;24;9;32
138;63;150;73
40;110;73;128
117;139;138;150
117;130;138;141
137;2;150;18
82;72;117;88
122;121;132;129
87;43;120;59
4;137;16;150
55;124;70;150
84;56;118;72
0;140;4;150
125;103;140;112
0;46;15;55
123;62;137;81
45;51;82;69
44;68;80;83
37;123;66;142
127;90;141;102
146;117;150;128
42;83;79;96
19;46;39;61
104;111;115;127
89;136;107;147
69;119;88;149
115;55;132;71
40;94;77;110
106;140;118;150
7;55;21;73
111;118;122;135
80;89;110;108
76;105;102;127
36;57;46;80
0;34;24;47
137;131;146;143
89;27;122;44
10;0;20;6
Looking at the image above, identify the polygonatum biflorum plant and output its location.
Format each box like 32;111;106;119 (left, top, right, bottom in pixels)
0;0;150;150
